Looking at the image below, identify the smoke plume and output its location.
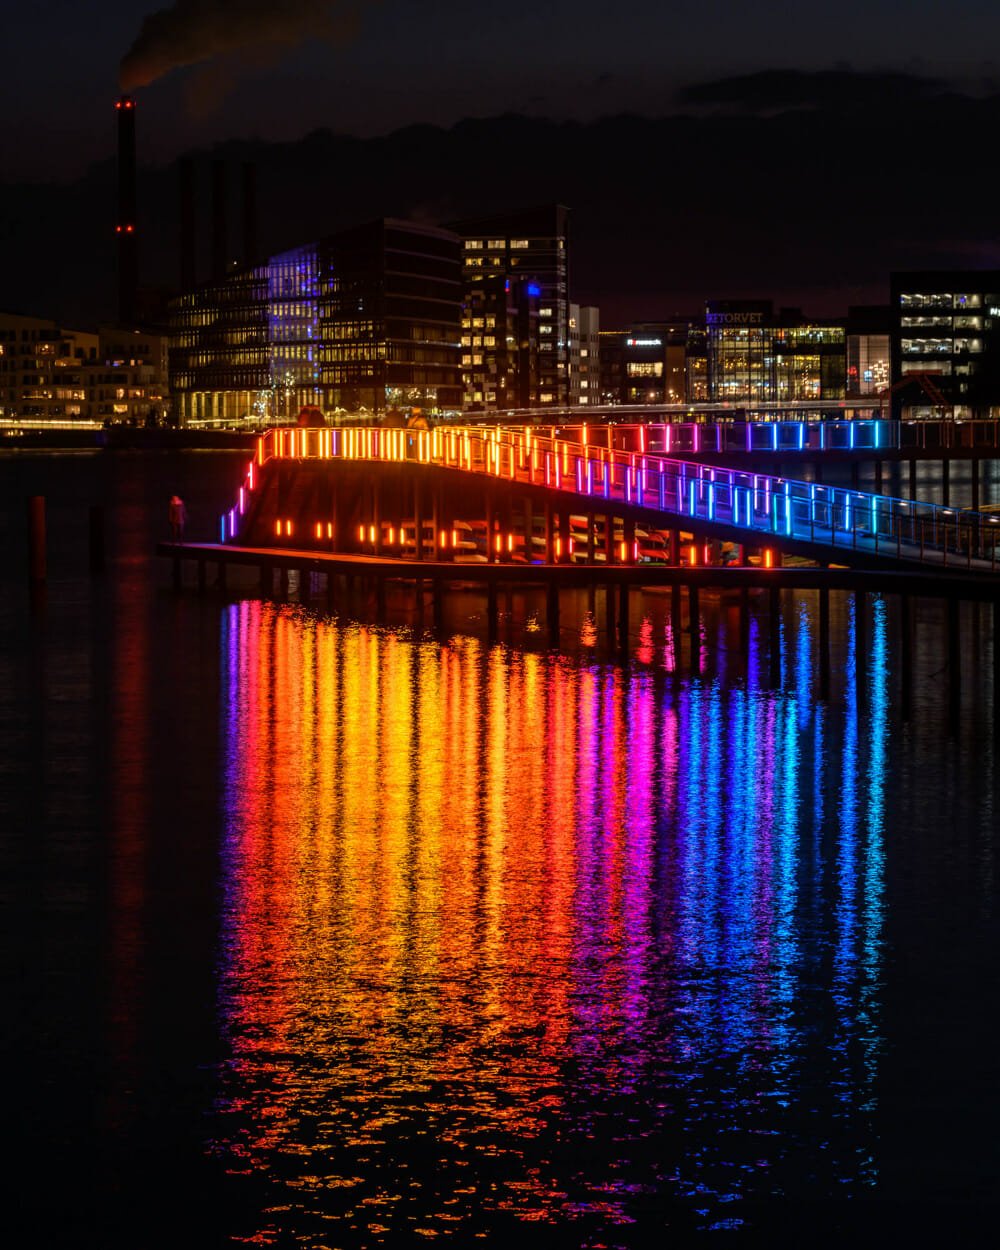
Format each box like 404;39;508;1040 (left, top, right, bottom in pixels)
120;1;360;92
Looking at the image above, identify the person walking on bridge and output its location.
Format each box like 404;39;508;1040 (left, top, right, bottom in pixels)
169;494;186;542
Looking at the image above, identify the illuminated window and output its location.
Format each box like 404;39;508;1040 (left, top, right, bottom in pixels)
510;239;529;249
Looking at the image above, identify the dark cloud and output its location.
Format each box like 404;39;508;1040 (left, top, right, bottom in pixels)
120;0;364;92
677;68;946;112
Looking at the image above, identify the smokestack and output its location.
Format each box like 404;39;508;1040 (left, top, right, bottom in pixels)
179;157;196;290
211;159;228;279
115;95;138;325
241;162;257;268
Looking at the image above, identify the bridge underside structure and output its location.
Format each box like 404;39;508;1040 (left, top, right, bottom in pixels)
221;425;1000;577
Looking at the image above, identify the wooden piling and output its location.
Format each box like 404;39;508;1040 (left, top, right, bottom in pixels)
27;495;46;582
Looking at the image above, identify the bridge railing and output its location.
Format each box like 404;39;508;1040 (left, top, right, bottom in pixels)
229;424;1000;568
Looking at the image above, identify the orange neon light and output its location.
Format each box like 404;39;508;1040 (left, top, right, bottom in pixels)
688;545;697;566
358;525;365;542
495;534;502;553
327;522;333;539
555;536;562;557
286;520;293;537
369;525;376;543
620;540;628;562
764;549;774;569
703;543;711;566
275;519;281;536
315;522;322;539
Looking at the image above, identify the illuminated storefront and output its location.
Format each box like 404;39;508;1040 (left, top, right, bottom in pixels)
706;301;846;406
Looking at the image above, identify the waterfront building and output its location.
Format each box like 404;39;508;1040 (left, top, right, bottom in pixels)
448;205;571;407
0;312;168;425
168;219;463;424
460;273;540;410
846;304;891;402
598;321;690;405
706;300;846;406
568;304;600;406
890;271;1000;417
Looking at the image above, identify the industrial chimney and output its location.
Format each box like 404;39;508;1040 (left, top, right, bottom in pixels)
241;162;257;268
179;157;196;291
115;95;138;325
211;160;228;279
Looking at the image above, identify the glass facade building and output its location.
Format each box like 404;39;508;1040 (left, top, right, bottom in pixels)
706;301;845;406
169;220;463;423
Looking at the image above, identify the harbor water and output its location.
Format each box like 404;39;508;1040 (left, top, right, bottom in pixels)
1;450;999;1247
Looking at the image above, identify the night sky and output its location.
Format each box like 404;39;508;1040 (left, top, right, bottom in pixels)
5;0;1000;323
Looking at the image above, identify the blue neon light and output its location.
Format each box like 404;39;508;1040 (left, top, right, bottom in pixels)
527;283;541;297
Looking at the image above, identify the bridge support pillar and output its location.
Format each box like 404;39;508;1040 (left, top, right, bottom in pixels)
373;480;382;555
558;509;571;564
279;566;289;597
587;512;596;564
623;517;635;564
669;529;680;566
486;491;496;564
414;478;425;562
688;584;699;641
604;514;615;564
259;562;270;594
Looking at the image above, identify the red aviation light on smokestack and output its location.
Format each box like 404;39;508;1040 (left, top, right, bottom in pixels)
116;94;138;323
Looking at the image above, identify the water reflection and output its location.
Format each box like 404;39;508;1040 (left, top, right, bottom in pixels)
213;600;888;1242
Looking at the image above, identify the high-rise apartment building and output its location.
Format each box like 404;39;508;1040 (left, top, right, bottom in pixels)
569;305;600;406
448;205;570;408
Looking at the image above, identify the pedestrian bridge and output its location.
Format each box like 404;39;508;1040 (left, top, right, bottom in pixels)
220;424;1000;575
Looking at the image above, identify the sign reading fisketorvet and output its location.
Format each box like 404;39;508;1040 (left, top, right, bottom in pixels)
705;301;771;327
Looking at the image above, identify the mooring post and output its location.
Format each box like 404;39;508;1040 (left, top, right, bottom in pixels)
27;495;46;582
88;504;105;574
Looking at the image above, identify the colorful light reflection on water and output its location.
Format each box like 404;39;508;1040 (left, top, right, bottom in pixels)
213;600;888;1244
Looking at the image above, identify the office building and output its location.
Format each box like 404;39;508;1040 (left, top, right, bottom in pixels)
890;271;1000;417
169;219;463;424
598;322;690;405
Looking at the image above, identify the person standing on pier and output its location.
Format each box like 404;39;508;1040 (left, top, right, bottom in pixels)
169;494;186;542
